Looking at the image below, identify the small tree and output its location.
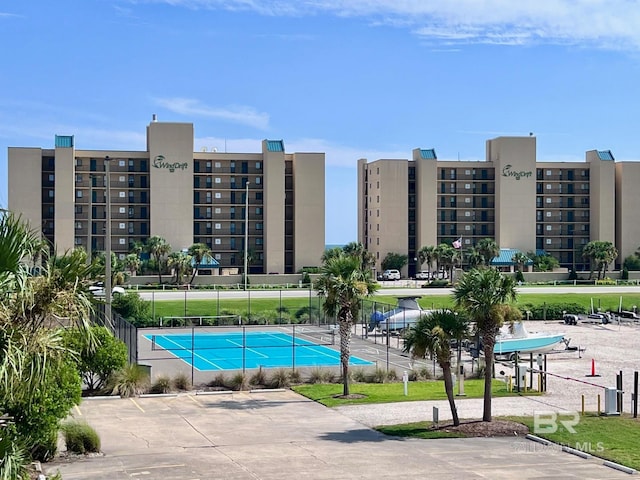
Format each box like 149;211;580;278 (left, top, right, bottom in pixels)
381;252;408;271
62;325;128;392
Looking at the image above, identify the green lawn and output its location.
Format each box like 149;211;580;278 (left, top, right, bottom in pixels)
374;413;640;470
291;379;533;408
148;292;640;320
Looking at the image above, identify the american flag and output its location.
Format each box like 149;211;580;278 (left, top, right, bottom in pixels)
453;237;462;249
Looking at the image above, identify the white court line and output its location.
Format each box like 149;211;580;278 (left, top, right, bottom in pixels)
152;334;224;371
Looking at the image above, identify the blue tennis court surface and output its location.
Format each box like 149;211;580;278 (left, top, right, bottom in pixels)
145;331;374;371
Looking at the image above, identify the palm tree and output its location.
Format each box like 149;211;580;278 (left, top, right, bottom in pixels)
315;253;378;396
590;241;618;279
146;236;171;284
343;241;375;270
511;252;530;272
188;243;211;284
453;268;518;422
403;310;468;426
167;251;192;284
321;246;343;264
466;247;484;269
436;243;455;279
417;245;437;276
581;242;597;279
476;238;499;267
123;253;141;277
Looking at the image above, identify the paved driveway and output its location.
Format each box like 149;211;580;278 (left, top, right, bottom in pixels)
46;390;630;479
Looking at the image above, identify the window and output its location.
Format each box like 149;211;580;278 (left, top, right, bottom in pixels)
256;177;261;184
256;207;262;215
76;158;82;166
119;191;126;198
546;239;552;245
255;192;263;201
76;190;83;198
75;205;83;214
465;197;471;203
256;223;263;230
119;223;125;229
546;170;552;176
215;177;221;183
546;184;552;190
75;237;82;245
75;222;82;229
546;212;552;217
465;211;471;217
215;253;221;260
215;192;222;199
48;190;54;198
546;198;552;204
215;162;221;168
465;184;471;189
256;238;263;245
49;174;55;182
465;170;471;175
75;174;83;183
215;207;221;214
119;175;126;182
119;238;126;245
256;162;262;169
119;160;125;167
215;223;221;230
465;225;471;231
546;225;552;231
215;238;221;245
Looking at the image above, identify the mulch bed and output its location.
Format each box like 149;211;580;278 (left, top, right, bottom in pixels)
430;419;530;437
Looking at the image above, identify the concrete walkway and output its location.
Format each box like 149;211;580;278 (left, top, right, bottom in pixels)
46;390;631;479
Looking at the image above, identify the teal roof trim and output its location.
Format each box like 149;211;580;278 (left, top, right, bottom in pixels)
266;140;284;152
420;148;437;159
490;248;533;266
191;254;220;269
55;135;74;148
597;150;614;161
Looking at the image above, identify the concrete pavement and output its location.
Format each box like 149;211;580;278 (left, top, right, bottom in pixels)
46;390;632;479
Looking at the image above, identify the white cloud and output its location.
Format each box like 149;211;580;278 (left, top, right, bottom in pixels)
154;97;269;130
141;0;640;50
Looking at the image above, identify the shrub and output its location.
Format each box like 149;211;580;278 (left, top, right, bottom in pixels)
149;375;172;394
417;366;432;380
321;370;337;383
109;364;150;397
269;369;290;388
250;367;268;387
208;373;228;388
62;325;128;392
289;370;302;384
112;292;153;326
0;430;30;480
351;368;368;383
61;420;101;454
307;368;325;384
229;373;249;391
370;368;388;383
173;372;191;391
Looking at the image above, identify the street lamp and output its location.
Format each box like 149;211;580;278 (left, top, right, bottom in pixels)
243;181;250;291
104;156;112;327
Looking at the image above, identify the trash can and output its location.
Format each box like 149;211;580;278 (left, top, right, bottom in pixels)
604;387;619;415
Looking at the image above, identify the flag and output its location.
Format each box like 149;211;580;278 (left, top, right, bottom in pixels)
453;237;462;249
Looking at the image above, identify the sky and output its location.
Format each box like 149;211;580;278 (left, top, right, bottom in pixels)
2;1;640;244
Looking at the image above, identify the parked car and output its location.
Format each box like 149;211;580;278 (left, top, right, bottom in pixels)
415;270;430;280
89;283;126;297
382;269;401;280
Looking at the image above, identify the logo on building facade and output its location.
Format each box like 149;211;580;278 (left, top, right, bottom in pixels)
152;155;188;173
502;164;532;180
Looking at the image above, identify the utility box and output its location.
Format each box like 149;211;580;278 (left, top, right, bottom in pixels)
604;387;620;415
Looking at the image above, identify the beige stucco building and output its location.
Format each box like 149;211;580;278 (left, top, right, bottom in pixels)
358;136;637;277
8;120;325;274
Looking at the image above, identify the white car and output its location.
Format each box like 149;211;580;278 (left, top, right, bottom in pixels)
415;270;430;280
89;284;126;297
382;269;401;280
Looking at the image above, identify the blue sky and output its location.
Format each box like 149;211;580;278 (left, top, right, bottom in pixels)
2;1;640;244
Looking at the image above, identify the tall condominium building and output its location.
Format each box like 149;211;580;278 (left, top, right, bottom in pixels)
8;120;325;274
358;136;640;277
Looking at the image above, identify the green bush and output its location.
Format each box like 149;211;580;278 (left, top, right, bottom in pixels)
173;372;191;391
62;325;128;392
208;373;228;388
289;370;302;384
61;420;101;454
351;368;368;383
149;375;172;394
250;367;268;387
229;373;249;391
269;369;290;388
109;364;150;397
112;292;153;326
307;368;325;384
519;302;586;320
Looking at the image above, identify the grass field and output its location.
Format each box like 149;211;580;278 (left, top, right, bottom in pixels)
291;379;535;407
148;292;640;321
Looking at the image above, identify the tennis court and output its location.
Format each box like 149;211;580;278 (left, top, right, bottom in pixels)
144;329;374;371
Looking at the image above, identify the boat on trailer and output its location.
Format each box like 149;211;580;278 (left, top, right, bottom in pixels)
494;322;565;358
369;296;432;333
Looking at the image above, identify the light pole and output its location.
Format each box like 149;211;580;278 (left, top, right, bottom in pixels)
104;156;112;326
244;181;250;291
87;173;93;265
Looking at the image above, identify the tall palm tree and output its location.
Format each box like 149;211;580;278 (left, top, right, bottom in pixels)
146;236;171;284
343;241;375;271
417;245;437;276
466;247;484;269
592;241;618;279
321;246;344;264
511;252;530;272
581;241;597;279
167;251;192;284
476;238;499;267
123;253;141;277
403;310;468;426
436;243;455;279
188;242;211;284
316;253;378;396
453;268;518;422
